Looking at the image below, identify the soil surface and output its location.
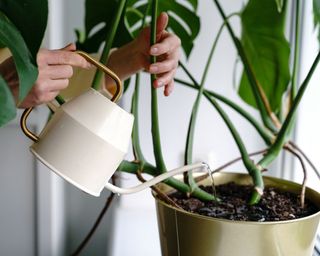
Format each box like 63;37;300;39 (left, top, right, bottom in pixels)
169;182;319;222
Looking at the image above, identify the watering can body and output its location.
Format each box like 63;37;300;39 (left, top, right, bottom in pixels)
21;51;207;196
30;88;134;196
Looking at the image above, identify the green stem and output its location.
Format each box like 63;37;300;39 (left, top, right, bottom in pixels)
283;0;301;131
150;0;167;173
91;0;127;90
118;160;156;176
130;0;151;166
291;0;300;102
176;78;273;145
184;19;225;198
259;51;320;168
208;95;264;204
179;63;263;203
131;74;146;163
55;95;65;105
131;2;150;164
213;0;277;133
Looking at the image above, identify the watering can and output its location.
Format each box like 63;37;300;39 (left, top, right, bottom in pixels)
20;51;207;197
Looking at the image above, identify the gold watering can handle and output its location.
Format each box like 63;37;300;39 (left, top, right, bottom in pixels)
20;50;123;142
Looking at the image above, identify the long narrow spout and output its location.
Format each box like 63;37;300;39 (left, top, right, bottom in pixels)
104;162;209;194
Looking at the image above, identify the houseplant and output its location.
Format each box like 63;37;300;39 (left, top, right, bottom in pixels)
1;0;320;255
74;0;320;255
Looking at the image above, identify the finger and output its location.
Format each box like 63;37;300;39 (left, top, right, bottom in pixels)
149;57;178;74
44;65;73;80
29;81;66;106
38;91;61;104
33;78;69;95
153;70;176;88
45;50;90;69
156;12;169;40
19;90;60;108
47;79;69;91
61;43;76;51
164;80;174;96
150;33;181;56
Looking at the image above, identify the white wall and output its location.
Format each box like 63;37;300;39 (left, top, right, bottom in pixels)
294;1;320;191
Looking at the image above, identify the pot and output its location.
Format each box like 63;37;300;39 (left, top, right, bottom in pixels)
154;173;320;256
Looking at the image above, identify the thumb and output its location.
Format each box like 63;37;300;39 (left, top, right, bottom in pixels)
156;12;169;41
61;43;76;51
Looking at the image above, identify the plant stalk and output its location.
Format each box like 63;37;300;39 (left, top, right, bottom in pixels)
291;0;301;102
258;51;320;169
131;74;146;163
213;0;278;133
179;62;264;203
184;20;224;199
150;0;167;173
91;0;127;90
55;95;65;105
130;0;151;166
175;78;273;145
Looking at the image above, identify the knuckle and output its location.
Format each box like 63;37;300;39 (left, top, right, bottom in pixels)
80;58;88;68
57;53;67;65
65;66;73;78
58;79;69;90
61;79;69;88
37;49;49;65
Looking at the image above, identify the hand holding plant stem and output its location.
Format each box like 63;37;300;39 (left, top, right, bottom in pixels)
101;12;181;97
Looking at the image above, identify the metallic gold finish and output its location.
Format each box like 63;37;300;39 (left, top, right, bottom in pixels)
154;173;320;256
20;51;123;143
75;50;122;102
20;107;39;142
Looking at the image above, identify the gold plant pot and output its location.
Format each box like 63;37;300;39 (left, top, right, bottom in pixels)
154;173;320;256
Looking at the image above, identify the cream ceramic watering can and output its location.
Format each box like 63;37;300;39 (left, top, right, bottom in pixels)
21;51;207;197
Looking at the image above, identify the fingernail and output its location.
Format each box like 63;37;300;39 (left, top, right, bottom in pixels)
150;65;158;73
157;80;163;87
150;47;158;54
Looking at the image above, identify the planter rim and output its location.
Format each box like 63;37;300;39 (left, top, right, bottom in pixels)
153;172;320;225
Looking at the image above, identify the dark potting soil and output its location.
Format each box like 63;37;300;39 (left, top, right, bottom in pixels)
169;182;319;222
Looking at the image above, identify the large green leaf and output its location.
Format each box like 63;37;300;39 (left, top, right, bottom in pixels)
76;0;200;57
0;12;38;102
0;75;16;126
76;0;132;53
0;12;39;126
314;0;320;43
275;0;284;12
238;0;290;113
0;0;48;126
134;0;200;57
0;0;48;59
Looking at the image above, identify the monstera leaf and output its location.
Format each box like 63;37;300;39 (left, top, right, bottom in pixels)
76;0;200;58
314;0;320;43
0;0;48;59
0;0;48;126
238;0;290;114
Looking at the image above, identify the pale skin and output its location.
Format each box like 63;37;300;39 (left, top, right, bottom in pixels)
1;13;180;108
